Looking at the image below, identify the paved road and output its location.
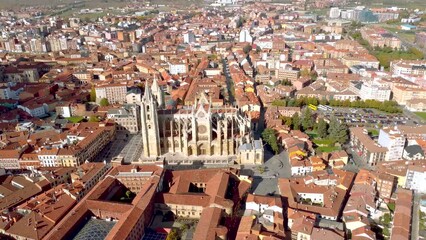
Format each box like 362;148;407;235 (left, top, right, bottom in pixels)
244;150;292;196
345;147;374;171
222;59;235;105
412;192;421;240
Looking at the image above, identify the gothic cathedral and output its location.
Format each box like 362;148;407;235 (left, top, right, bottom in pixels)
140;79;264;165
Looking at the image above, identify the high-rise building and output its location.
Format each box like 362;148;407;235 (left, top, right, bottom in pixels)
378;127;406;161
239;29;253;43
329;7;341;19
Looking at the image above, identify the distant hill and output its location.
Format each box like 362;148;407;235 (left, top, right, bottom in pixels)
0;0;133;10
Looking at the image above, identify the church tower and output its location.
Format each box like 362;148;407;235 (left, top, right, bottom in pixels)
141;83;161;157
151;76;165;108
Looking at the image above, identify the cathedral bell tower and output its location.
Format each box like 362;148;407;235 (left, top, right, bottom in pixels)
151;75;165;108
140;83;161;157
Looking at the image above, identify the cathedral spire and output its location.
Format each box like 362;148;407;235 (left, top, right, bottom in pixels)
151;74;160;92
143;81;151;101
151;74;165;108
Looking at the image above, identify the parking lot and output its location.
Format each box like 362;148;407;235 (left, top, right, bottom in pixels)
318;107;420;127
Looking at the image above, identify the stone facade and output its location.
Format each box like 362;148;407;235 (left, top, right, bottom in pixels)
140;79;263;165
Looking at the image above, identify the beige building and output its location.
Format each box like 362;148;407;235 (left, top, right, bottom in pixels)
392;86;426;105
350;127;387;166
95;82;128;104
238;139;264;165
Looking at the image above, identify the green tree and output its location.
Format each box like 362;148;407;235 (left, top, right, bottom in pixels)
319;98;328;105
90;87;96;102
262;128;279;154
316;118;328;139
99;98;109;107
292;113;301;130
280;79;292;86
282;116;292;127
383;227;390;236
383;213;392;225
301;108;314;130
328;117;348;144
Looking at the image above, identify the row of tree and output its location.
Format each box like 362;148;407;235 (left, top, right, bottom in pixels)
271;97;402;113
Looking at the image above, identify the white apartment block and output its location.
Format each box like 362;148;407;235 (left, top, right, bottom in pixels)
405;166;426;193
239;29;253;43
329;7;341;19
168;62;187;75
378;127;406;161
38;149;60;167
359;80;391;102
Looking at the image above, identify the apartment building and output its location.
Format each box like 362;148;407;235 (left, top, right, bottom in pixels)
405;165;426;193
378;127;406;161
392;86;426;105
350;127;387;166
361;27;402;49
390;59;426;76
359;80;391;102
126;87;142;104
376;172;396;201
0;175;51;211
275;68;300;82
95;82;128;104
343;169;378;234
341;53;380;69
